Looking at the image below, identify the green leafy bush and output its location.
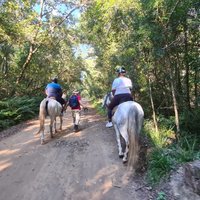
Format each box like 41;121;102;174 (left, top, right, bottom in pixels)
180;109;200;135
0;96;43;131
156;192;166;200
144;119;175;148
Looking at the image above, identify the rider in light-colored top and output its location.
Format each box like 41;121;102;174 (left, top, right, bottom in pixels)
106;67;133;128
112;74;132;95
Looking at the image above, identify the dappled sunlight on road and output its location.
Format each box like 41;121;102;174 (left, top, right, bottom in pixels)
23;123;39;131
85;165;118;187
14;137;39;147
0;101;138;200
69;162;131;200
0;159;12;171
86;165;119;198
0;148;20;156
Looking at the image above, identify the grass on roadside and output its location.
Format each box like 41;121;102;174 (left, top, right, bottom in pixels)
144;119;200;186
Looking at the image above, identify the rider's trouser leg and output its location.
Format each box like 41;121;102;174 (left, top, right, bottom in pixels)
72;110;81;126
107;109;112;122
107;94;133;121
107;96;120;122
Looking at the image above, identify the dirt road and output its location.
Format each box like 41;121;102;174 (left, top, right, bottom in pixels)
0;100;153;200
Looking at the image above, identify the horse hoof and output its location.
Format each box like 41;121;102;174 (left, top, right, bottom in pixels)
119;155;124;158
41;140;45;145
74;125;79;132
123;160;128;164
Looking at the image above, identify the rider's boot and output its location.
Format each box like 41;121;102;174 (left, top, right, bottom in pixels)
106;121;113;128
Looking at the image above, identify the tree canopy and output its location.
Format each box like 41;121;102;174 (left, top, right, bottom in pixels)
0;0;199;135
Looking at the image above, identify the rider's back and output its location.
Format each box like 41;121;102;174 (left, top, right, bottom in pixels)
46;82;62;98
112;76;132;95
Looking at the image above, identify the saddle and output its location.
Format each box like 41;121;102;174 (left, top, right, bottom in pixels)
49;96;56;100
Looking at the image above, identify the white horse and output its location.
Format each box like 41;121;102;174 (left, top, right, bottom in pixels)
102;93;144;169
36;98;63;144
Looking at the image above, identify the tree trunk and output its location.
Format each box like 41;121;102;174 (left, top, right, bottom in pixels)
170;72;180;134
194;68;198;108
183;20;191;110
16;43;36;84
166;54;180;135
148;76;158;132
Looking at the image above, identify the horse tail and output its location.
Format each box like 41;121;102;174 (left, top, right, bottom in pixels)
35;98;48;135
127;103;144;170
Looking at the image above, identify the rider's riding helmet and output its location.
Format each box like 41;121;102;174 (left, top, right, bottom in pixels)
52;77;58;83
116;66;126;74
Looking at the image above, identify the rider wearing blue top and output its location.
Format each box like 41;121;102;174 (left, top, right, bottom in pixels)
106;67;133;128
45;77;66;107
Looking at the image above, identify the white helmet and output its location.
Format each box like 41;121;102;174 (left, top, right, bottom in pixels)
116;66;126;73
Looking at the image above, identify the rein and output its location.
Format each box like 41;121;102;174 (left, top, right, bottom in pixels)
103;92;113;108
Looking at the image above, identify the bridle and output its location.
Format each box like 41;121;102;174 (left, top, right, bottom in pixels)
103;92;113;108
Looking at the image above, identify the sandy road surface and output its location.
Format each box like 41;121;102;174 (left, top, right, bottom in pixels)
0;100;151;200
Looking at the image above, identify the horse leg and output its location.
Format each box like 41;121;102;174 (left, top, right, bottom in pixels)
123;140;129;163
40;128;45;145
59;115;63;130
113;124;124;158
50;117;54;138
54;118;57;133
117;124;129;163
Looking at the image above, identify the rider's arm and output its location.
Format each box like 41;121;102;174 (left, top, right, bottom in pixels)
128;78;133;90
111;89;116;96
45;85;49;96
77;95;86;109
56;85;63;97
79;101;85;108
78;98;85;108
111;78;118;96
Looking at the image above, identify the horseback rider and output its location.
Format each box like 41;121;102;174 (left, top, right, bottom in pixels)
106;66;133;128
45;77;66;110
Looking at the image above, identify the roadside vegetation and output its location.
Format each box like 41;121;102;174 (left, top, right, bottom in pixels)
0;96;43;131
145;115;200;185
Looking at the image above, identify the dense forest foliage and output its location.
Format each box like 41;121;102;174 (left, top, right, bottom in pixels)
80;0;200;184
0;0;199;184
81;0;200;133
